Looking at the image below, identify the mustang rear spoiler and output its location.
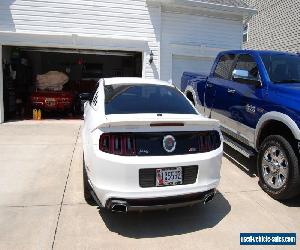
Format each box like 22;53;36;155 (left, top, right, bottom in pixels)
95;115;220;129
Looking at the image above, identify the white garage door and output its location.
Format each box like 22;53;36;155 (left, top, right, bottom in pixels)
172;55;214;89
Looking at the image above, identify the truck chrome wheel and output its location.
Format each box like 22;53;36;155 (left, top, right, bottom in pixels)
262;145;288;189
258;135;300;200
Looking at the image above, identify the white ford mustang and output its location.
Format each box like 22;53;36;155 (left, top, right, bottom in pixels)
82;77;223;212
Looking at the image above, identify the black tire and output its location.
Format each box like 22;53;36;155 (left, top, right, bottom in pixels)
186;93;195;106
190;98;195;106
83;156;96;205
257;135;300;200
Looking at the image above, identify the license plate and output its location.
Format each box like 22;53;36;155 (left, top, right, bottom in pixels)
45;98;56;107
156;167;182;186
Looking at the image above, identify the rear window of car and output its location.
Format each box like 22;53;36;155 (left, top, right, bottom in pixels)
104;84;197;115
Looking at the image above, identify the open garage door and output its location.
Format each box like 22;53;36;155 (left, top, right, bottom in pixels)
172;55;214;89
2;46;142;121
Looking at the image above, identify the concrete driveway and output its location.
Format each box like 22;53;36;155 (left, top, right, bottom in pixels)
0;120;299;250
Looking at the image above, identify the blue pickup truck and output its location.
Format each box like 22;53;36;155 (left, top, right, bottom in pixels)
182;50;300;200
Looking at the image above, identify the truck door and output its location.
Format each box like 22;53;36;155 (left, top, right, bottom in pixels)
204;53;236;118
227;53;265;144
205;53;263;145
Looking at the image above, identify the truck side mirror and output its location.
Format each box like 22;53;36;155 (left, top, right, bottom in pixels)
232;69;261;87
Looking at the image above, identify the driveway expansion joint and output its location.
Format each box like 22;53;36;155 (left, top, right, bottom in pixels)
61;202;87;206
223;189;261;194
254;199;291;231
51;125;81;250
0;204;60;208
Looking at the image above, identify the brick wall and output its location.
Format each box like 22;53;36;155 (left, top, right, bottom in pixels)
243;0;300;53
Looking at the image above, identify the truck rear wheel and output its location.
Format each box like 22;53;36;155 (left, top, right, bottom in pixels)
257;135;300;200
186;92;195;106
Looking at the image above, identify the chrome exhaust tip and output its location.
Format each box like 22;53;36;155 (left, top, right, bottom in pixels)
110;200;128;213
203;193;215;204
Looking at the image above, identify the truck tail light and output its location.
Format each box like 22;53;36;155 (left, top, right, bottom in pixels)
99;133;136;156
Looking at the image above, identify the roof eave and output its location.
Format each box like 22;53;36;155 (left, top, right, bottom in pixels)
147;0;257;18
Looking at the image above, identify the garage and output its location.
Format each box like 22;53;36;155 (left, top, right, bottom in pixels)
2;46;142;121
172;55;214;88
0;0;255;124
160;9;246;87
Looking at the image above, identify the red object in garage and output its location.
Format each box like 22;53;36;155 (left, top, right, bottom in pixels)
31;91;75;112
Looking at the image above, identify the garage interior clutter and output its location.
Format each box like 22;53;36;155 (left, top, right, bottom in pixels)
2;46;142;121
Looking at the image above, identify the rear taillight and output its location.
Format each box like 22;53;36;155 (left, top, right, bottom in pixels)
199;131;221;153
99;134;110;153
99;133;136;156
32;96;41;102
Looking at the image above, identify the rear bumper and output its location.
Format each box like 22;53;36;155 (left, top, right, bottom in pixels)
105;189;216;212
31;101;73;111
87;143;222;207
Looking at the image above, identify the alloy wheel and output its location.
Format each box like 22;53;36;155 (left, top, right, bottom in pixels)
261;145;289;189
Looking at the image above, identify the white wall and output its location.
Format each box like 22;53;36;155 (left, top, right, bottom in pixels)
160;10;243;82
172;55;214;88
0;0;161;79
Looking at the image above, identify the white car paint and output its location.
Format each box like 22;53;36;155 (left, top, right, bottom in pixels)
82;77;223;210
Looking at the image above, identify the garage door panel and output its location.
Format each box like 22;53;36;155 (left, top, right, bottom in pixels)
172;55;214;89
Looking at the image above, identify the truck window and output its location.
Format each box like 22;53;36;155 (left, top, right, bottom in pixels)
234;54;259;81
261;54;300;83
214;54;236;80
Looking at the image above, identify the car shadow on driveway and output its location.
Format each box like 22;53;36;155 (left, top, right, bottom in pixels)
98;192;230;238
281;196;300;207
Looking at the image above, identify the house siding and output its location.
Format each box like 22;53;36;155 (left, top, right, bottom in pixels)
0;0;161;78
160;10;243;81
243;0;300;53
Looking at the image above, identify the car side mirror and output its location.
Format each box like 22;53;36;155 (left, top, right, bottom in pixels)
232;69;261;87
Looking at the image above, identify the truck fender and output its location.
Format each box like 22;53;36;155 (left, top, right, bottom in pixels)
255;111;300;150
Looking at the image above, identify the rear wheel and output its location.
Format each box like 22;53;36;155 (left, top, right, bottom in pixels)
186;92;195;106
83;156;95;204
257;135;300;200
